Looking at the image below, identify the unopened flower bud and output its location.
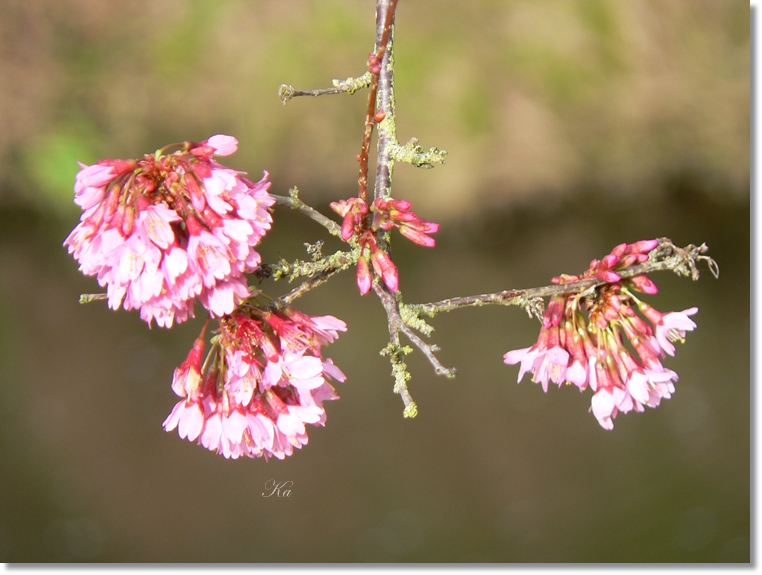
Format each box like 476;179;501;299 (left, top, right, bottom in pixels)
371;249;399;292
629;274;659;294
356;255;372;295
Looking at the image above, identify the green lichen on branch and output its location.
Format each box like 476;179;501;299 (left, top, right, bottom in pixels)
266;247;357;284
79;293;107;304
332;72;372;94
399;302;435;337
380;342;418;418
278;72;371;105
390;137;447;169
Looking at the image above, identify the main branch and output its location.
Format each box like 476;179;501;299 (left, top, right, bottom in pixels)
357;0;399;203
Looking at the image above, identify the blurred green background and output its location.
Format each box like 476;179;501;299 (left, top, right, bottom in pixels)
0;0;749;563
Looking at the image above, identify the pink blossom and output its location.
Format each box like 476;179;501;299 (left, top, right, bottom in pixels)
643;306;698;356
163;306;347;460
503;345;542;382
64;136;275;327
504;240;700;430
206;134;238;156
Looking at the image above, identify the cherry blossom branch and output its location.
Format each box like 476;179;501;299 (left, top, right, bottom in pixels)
373;0;396;201
373;3;446;200
278;73;372;105
406;239;717;318
373;280;456;416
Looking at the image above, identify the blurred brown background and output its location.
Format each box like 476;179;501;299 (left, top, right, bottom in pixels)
0;0;749;563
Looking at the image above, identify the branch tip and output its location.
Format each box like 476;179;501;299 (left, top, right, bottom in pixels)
79;293;107;304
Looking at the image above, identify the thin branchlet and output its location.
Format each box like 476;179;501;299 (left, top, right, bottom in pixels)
278;72;372;105
374;281;455;377
79;293;108;304
262;248;357;284
274;266;347;307
380;342;418;418
406;239;717;318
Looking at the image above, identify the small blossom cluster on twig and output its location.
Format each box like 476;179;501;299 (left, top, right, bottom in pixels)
64;135;274;327
504;240;698;429
64;135;352;460
164;306;346;460
330;196;439;294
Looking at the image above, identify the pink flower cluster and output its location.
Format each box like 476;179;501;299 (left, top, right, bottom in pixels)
163;305;347;459
504;240;698;429
330;196;439;294
64;135;275;327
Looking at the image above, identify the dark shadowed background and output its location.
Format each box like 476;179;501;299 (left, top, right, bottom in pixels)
0;0;750;563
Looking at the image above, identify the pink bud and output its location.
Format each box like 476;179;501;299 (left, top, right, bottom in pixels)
191;162;212;179
184;214;203;236
422;221;440;234
627;313;652;337
388;199;412;211
121;205;135;236
371;250;399;292
341;214;355;241
594;270;621;283
543;296;565;328
189;144;215;157
599;254;620;269
629;274;659;294
372;198;389;211
629;239;659;254
202;207;222;228
356;256;372;295
185;176;206;212
390;210;417;223
399;225;436;247
100;158;137;176
367;53;381;74
103;185;121;224
330;200;349;217
620;254;638;268
611;243;628;258
638;302;664;325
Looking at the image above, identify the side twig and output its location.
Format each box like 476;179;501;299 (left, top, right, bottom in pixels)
271;188;342;237
407;239;718;318
278;73;372;105
274;265;350;306
373;281;456;410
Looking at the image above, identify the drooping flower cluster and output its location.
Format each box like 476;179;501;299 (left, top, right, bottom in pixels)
504;239;698;429
63;135;275;327
330;196;439;294
163;304;347;459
